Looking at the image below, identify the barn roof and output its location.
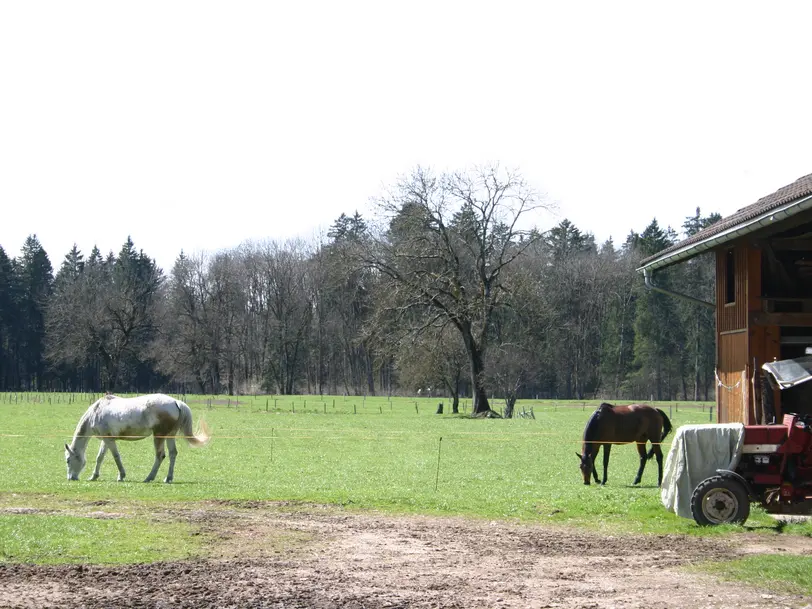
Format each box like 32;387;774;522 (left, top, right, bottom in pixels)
638;172;812;273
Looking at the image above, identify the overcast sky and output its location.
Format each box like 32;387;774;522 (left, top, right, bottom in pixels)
2;1;812;272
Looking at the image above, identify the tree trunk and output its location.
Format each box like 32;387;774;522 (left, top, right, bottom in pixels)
365;348;375;396
452;370;461;413
461;326;490;414
504;394;517;418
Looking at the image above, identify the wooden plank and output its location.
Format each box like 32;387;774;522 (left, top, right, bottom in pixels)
768;239;812;251
748;248;762;316
718;332;748;424
716;246;749;332
751;312;812;327
737;246;748;329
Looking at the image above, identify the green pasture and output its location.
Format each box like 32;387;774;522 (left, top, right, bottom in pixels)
1;392;811;593
0;392;724;524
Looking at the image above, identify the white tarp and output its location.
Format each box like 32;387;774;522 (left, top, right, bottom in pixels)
762;355;812;390
660;423;745;519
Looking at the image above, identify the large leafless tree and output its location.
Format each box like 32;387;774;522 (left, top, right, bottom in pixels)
360;165;552;414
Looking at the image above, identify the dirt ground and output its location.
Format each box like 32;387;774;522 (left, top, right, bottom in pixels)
2;501;812;609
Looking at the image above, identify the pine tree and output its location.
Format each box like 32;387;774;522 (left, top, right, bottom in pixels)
677;208;719;399
0;246;16;389
54;244;85;291
15;235;54;388
628;220;684;400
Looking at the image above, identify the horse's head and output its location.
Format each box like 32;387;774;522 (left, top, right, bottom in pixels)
65;444;85;481
576;452;593;485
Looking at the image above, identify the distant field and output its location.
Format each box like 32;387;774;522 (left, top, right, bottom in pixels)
1;392;809;566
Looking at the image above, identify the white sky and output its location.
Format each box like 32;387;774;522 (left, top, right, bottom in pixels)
2;1;812;272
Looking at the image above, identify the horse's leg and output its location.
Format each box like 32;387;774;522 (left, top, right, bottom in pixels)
591;446;600;484
654;444;664;487
144;436;166;483
632;441;647;485
89;442;107;481
163;438;178;483
601;444;611;485
104;439;126;481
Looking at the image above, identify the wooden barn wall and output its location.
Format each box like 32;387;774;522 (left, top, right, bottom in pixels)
716;246;748;332
746;247;781;422
715;245;751;424
717;331;749;424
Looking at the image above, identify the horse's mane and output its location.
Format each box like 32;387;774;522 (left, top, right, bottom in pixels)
582;403;614;443
70;408;92;447
70;397;110;447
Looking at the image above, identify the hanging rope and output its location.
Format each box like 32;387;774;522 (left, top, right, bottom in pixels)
715;368;741;391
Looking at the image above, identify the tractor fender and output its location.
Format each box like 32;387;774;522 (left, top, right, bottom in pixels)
715;469;757;500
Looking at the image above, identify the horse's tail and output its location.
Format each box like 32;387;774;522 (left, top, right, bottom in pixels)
646;408;673;459
657;408;673;440
177;401;210;447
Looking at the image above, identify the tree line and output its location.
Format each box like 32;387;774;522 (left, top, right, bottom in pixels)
0;166;720;413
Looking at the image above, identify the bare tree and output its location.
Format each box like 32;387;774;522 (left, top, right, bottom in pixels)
206;251;247;395
250;240;315;395
394;324;467;411
360;165;552;414
486;344;534;418
155;252;213;392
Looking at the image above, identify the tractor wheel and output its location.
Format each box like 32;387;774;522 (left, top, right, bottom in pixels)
690;475;750;526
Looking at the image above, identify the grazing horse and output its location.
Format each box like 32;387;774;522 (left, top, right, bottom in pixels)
576;403;672;487
65;393;209;483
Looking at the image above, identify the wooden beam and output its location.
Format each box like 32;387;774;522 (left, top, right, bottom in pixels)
769;239;812;251
751;312;812;326
761;297;812;313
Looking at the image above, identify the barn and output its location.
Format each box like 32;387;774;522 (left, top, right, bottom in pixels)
638;173;812;424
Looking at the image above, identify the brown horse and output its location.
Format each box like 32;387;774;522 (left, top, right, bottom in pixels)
576;403;672;486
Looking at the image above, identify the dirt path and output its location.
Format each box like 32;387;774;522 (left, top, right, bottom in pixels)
1;503;811;608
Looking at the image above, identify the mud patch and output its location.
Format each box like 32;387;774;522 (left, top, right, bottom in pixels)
0;508;43;515
0;507;810;608
84;511;125;520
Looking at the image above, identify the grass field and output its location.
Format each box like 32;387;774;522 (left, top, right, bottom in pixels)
1;391;811;591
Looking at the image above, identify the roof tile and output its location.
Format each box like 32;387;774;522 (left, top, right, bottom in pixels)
639;172;812;267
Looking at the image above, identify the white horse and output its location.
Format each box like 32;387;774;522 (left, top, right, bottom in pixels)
65;393;210;483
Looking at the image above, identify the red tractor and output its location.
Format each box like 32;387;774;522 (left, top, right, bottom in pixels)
691;412;812;525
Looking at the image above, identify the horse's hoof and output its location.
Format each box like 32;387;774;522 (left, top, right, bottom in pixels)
143;478;154;483
88;476;98;481
163;477;173;483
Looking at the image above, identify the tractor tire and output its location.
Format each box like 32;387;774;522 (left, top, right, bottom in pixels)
690;475;750;526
